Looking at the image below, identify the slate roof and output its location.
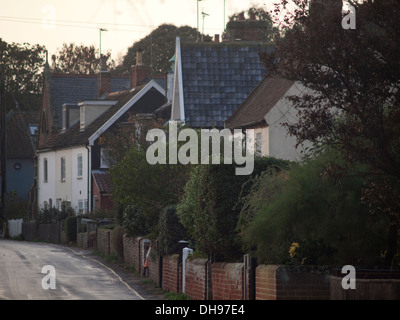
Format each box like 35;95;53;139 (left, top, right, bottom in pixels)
38;86;144;151
48;73;131;128
6;111;40;159
225;75;295;129
180;42;268;128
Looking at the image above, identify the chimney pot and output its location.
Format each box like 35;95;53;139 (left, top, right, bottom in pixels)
214;34;220;42
238;12;245;21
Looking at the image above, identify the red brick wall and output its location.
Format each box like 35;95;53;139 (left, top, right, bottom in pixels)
256;265;330;300
212;262;244;300
185;258;208;300
122;235;143;273
162;254;180;293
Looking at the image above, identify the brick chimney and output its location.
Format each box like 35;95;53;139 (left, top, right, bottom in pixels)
214;34;220;43
131;48;150;88
98;54;111;98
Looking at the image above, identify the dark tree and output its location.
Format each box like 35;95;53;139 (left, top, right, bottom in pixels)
122;24;211;75
261;0;400;266
0;39;46;112
51;43;114;74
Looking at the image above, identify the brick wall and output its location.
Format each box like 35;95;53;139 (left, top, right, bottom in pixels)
123;235;143;273
256;265;330;300
185;258;208;300
96;228;111;256
162;254;180;293
212;262;244;300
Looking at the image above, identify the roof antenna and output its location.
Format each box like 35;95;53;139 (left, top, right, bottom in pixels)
201;9;209;42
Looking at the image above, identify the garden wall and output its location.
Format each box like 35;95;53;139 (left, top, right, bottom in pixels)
98;233;400;300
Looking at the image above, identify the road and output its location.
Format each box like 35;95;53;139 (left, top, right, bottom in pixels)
0;239;146;300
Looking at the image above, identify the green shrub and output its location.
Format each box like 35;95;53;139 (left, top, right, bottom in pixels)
158;205;188;256
122;205;150;238
177;157;289;262
243;150;391;267
64;216;77;243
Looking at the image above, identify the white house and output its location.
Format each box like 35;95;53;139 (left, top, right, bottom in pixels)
37;79;167;214
225;75;312;162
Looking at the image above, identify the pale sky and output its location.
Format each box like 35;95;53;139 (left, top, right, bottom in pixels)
1;0;276;63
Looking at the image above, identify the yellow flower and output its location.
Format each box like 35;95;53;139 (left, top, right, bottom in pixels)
289;242;299;258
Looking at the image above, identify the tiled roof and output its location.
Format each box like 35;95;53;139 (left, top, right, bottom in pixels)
225;75;295;129
93;171;113;194
38;86;144;151
6;111;40;159
48;74;131;128
180;42;268;128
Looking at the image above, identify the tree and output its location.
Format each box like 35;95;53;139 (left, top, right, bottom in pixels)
122;24;211;75
243;149;391;267
176;157;289;261
103;115;190;239
260;0;400;267
224;5;280;43
0;39;46;112
51;43;114;74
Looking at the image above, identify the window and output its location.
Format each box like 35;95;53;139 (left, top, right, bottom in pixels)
43;158;48;182
29;124;38;136
77;154;83;178
100;148;111;168
78;199;88;214
61;157;66;181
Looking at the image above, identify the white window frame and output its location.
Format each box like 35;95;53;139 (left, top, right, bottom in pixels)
100;148;111;169
77;154;83;178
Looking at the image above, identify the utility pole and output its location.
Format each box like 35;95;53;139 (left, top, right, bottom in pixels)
201;10;209;42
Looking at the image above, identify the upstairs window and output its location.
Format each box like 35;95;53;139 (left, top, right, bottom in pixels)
77;154;83;178
100;148;111;169
61;157;66;181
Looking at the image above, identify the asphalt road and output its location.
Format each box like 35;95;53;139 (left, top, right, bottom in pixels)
0;239;147;300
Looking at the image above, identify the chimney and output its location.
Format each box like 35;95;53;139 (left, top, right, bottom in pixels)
249;12;256;21
214;34;220;43
131;48;150;88
238;12;245;21
98;54;111;98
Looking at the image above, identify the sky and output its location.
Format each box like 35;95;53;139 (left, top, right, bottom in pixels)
1;0;276;64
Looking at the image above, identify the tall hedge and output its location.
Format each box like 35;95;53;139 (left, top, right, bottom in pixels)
158;205;188;256
176;157;289;262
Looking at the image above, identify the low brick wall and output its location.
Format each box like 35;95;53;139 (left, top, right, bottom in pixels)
330;275;400;300
96;228;111;256
185;258;208;300
123;235;143;273
256;265;330;300
77;232;88;248
162;254;180;293
212;262;244;300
